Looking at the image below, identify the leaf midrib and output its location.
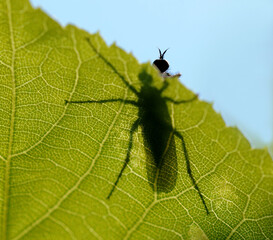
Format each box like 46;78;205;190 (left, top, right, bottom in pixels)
2;0;16;239
10;29;134;240
10;28;85;240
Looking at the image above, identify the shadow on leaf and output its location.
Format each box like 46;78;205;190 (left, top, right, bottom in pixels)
65;37;209;214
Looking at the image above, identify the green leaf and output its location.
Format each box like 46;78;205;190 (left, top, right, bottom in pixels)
269;142;273;158
1;0;273;239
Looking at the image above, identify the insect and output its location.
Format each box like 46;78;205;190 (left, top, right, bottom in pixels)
153;48;181;78
65;39;209;214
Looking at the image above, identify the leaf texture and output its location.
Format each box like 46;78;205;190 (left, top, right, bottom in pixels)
0;0;273;239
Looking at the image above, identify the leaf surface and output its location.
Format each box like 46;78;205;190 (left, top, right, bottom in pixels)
0;0;273;239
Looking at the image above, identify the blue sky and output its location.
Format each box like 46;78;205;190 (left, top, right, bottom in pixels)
30;0;273;149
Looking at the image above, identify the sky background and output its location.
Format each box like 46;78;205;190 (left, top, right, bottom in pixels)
30;0;273;150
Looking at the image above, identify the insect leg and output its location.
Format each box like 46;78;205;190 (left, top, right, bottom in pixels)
85;37;140;97
65;98;140;198
65;99;138;106
173;130;210;215
163;94;198;104
159;81;169;93
107;118;140;199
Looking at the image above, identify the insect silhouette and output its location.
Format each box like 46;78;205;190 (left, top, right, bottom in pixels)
153;48;181;78
65;38;209;215
153;48;170;73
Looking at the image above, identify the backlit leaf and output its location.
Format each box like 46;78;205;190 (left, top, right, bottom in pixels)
0;0;273;239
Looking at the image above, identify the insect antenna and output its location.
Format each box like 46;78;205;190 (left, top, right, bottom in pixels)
161;48;169;59
158;48;162;59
